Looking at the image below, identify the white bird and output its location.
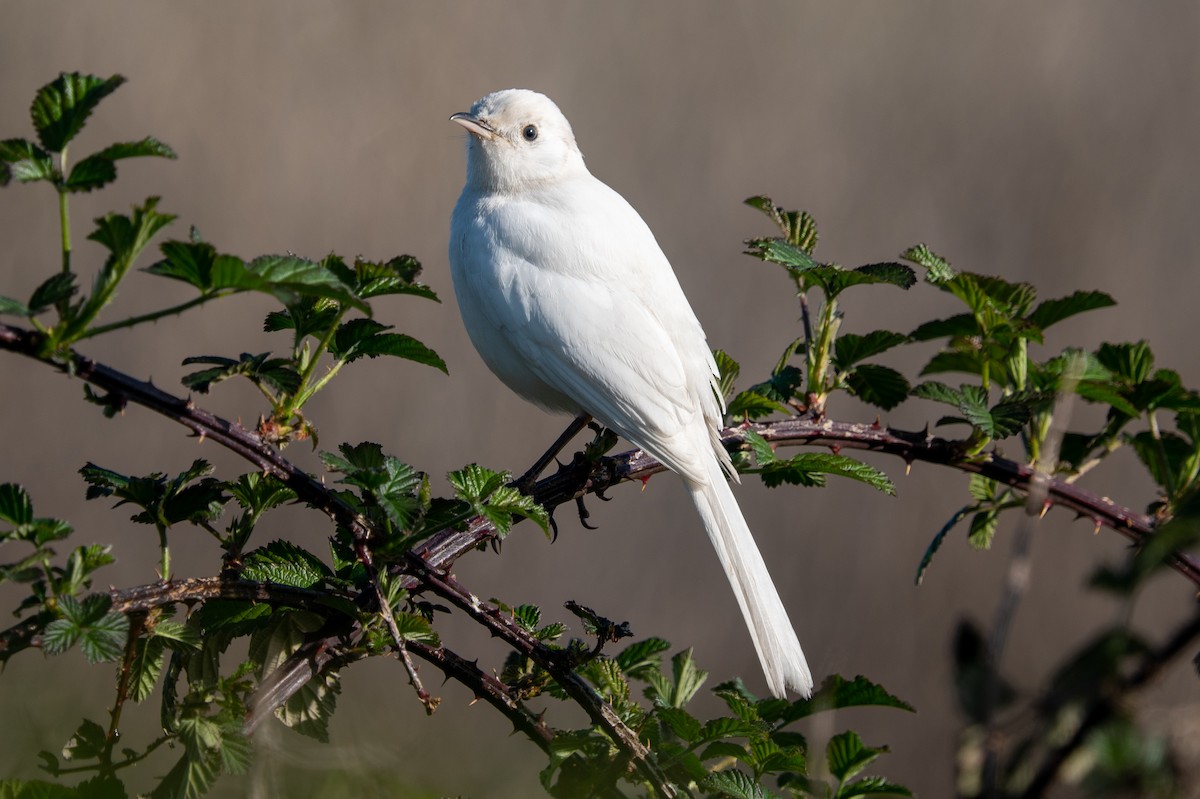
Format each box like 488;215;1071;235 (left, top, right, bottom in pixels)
448;89;812;698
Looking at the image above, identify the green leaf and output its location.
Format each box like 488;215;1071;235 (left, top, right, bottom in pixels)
918;351;984;378
901;243;954;283
646;648;708;709
911;380;963;407
714;349;741;402
909;313;978;342
781;675;914;725
744;238;821;273
43;595;129;663
838;776;913;798
829;262;917;295
242;540;331;588
226;472;296;517
62;718;108;761
0;484;33;526
31;73;127;152
833;331;909;370
727;389;790;420
657;706;702;741
826;730;885;782
277;666;340;743
704;769;779;799
967;509;999;550
745;196;818;253
322;443;424;531
843;364;910;411
0;137;55;186
329;318;447;373
327;255;439;301
181;353;301;395
129;636;166;702
914;505;973;585
27;273;78;315
616;637;671;680
752;453;895;495
1027;290;1116;331
61;197;177;341
0;296;33;316
245;254;368;313
65;137;177;192
447;463;548;537
1095;341;1154;385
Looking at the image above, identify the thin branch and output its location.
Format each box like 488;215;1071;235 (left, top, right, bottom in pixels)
3;319;1195;798
1019;611;1200;798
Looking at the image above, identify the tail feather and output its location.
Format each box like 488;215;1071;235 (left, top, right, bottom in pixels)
688;456;812;698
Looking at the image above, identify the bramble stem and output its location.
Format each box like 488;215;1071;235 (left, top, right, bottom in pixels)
77;293;223;340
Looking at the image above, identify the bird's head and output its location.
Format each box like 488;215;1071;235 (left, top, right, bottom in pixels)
450;89;587;193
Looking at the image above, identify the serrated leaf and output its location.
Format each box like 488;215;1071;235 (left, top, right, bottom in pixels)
967;509;999;550
782;675;914;724
727;389;790;420
0;137;56;186
843;364;910;411
180;352;301;395
826;730;885;782
144;240;219;291
242;540;331;589
918;351;984;379
714;349;741;402
1095;341;1154;385
277;667;340;743
63;718;108;761
328;255;439;301
329;318;447;373
704;769;779;799
839;776;913;798
914;505;973;585
753;453;895;494
129;636;166;702
0;296;33;316
901;244;954;283
1027;289;1116;331
391;611;439;644
833;262;917;294
745;196;818;252
833;331;909;371
616;637;671;680
0;484;33;526
65;137;177;192
31;73;126;152
908;313;978;342
27;272;78;315
699;715;766;742
744;238;821;272
246;254;367;313
911;381;962;407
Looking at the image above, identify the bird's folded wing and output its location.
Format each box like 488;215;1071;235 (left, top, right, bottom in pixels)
495;266;711;483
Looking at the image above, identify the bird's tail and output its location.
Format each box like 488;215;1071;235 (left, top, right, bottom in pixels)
688;456;812;698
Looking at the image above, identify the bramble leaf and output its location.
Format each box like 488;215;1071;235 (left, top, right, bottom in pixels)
31;73;126;152
1027;289;1116;331
65;137;177;192
843;364;910;411
833;331;909;371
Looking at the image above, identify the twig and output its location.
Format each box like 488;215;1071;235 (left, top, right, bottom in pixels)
1019;611;1200;798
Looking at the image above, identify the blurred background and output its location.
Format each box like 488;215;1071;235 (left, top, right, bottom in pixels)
2;3;1198;796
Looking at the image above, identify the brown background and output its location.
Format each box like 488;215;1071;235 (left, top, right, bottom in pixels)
2;3;1198;797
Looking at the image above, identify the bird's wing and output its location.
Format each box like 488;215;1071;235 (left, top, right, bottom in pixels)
475;185;720;482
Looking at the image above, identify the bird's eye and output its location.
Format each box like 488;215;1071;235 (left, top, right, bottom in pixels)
522;124;538;142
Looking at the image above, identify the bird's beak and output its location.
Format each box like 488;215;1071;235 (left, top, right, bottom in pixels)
449;112;497;140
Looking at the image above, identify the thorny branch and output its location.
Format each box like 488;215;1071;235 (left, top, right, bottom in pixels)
2;319;1197;797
